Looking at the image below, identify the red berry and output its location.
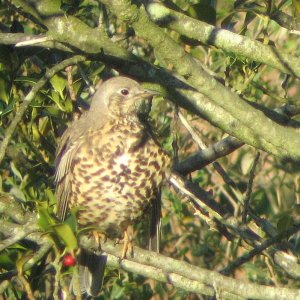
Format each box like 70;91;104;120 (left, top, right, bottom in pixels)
63;253;77;266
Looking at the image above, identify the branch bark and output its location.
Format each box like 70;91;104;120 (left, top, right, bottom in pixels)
99;0;300;162
147;2;300;78
1;193;300;299
81;236;300;300
6;0;300;162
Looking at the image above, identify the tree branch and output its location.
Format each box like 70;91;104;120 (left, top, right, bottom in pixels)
146;2;300;78
174;136;243;175
221;222;300;276
7;0;300;161
98;0;300;161
81;236;300;300
1;192;300;299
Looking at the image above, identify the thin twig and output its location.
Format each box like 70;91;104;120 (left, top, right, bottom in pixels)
78;64;96;94
221;223;300;275
66;65;77;102
15;36;49;47
242;151;261;222
169;172;224;221
177;111;239;188
17;263;36;300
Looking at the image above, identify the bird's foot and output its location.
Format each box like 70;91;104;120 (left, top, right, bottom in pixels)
121;230;133;259
90;231;107;251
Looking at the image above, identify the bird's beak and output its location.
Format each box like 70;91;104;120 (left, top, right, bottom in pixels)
135;89;159;115
139;88;160;99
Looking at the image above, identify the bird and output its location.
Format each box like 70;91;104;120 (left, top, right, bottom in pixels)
55;76;171;297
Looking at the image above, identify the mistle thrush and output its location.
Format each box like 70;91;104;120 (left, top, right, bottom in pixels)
55;76;170;296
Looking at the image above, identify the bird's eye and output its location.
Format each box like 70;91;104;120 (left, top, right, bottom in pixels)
120;88;129;96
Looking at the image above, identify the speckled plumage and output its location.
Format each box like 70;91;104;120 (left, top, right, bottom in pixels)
66;117;168;237
55;76;170;296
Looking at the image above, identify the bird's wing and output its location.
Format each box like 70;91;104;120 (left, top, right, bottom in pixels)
55;119;86;221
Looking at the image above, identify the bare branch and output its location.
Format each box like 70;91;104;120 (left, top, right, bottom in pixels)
100;0;300;161
242;152;261;222
146;2;300;78
174;136;243;175
0;33;74;52
81;236;300;300
221;222;300;276
0;219;39;251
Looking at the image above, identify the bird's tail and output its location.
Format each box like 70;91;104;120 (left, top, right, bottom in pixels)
72;248;107;297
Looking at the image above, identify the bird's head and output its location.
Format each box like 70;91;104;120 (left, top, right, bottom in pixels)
90;76;158;118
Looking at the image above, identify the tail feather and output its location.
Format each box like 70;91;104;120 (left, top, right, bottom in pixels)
73;248;107;297
149;192;161;253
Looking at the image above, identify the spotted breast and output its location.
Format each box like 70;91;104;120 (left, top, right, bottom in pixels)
69;118;170;238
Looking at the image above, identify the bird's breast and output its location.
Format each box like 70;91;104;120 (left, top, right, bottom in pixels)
68;124;170;237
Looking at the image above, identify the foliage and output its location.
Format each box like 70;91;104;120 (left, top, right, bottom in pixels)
1;0;300;299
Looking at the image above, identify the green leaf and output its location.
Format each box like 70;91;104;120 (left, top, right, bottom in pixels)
0;77;10;104
64;98;73;113
187;2;216;25
9;186;26;202
0;251;18;270
65;207;79;233
50;74;66;100
45;188;57;207
0;96;15;116
44;106;61;117
38;207;56;230
277;214;294;233
10;162;22;181
110;282;126;299
14;76;38;85
293;0;300;18
241;152;255;175
49;90;66;111
53;223;78;251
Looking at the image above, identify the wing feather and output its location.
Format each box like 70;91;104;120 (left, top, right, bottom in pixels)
55;111;108;221
55;120;85;221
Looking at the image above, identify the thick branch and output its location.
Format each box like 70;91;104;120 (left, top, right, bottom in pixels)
174;136;243;175
45;15;133;60
81;237;300;300
0;219;39;251
107;254;215;297
0;193;30;224
98;0;300;161
11;0;136;60
8;0;300;161
1;194;300;298
147;3;300;78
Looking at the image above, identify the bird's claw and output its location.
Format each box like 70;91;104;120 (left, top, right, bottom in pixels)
91;231;107;251
121;230;133;259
